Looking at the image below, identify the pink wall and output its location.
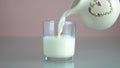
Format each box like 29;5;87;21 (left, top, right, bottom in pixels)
0;0;120;37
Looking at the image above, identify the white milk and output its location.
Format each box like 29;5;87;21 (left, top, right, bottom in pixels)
43;35;75;58
58;10;73;36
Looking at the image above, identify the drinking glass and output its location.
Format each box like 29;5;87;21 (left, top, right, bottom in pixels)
43;20;75;61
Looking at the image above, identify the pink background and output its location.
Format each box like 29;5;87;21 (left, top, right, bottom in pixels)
0;0;120;37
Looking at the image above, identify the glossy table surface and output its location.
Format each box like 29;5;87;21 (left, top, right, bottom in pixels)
0;37;120;68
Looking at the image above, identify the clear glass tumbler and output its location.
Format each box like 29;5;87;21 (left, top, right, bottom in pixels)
43;20;75;61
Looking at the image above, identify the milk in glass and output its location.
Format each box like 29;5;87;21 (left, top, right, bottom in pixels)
43;36;75;58
43;20;75;59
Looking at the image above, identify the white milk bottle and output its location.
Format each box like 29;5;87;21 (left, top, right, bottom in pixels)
58;0;120;34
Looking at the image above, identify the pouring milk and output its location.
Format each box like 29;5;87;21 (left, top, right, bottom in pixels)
58;0;120;36
43;0;120;59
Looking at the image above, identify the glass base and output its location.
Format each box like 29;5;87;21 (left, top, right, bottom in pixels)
44;56;73;62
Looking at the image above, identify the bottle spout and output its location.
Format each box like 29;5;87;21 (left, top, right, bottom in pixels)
69;0;83;15
71;0;80;9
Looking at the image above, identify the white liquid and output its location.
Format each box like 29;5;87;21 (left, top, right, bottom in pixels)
58;10;72;36
43;35;75;58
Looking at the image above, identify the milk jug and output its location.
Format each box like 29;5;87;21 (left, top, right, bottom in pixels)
71;0;120;30
59;0;120;31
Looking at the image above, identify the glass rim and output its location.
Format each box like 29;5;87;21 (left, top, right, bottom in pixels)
42;20;75;25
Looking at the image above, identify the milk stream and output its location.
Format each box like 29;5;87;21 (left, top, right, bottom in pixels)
58;0;78;37
58;9;73;37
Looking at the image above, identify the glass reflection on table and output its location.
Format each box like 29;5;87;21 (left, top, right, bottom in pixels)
44;60;74;68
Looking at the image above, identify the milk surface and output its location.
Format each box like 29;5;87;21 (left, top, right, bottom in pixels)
43;35;75;58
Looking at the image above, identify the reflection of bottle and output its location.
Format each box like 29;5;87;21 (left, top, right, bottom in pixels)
44;60;74;68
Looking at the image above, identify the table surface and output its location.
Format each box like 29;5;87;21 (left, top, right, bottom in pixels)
0;37;120;68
